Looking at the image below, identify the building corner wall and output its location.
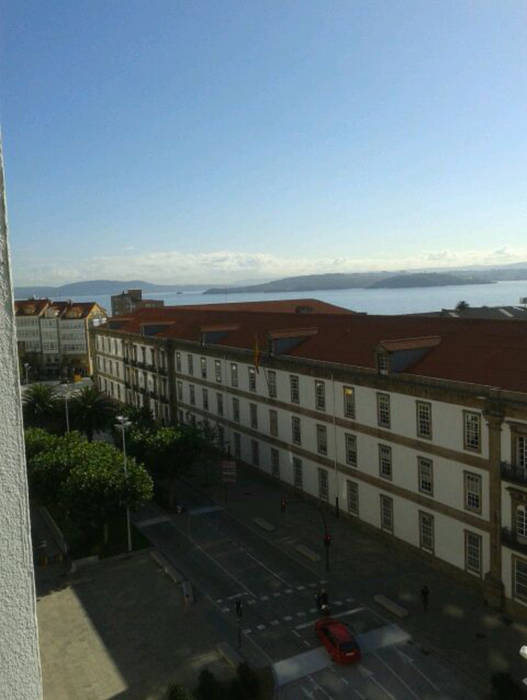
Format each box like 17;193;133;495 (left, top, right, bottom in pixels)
0;140;43;696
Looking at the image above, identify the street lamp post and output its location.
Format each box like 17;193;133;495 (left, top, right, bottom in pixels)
62;381;70;433
319;507;331;573
115;415;132;553
23;362;30;385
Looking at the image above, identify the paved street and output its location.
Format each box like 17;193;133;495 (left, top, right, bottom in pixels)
135;476;481;699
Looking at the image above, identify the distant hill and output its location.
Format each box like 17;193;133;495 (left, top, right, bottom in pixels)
203;272;392;295
368;272;490;289
14;279;219;298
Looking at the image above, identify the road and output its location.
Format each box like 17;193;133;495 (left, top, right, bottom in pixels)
135;480;479;699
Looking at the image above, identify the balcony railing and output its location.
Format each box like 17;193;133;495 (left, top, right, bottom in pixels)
501;461;527;486
502;527;527;556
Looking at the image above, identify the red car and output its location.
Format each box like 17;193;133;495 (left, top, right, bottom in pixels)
315;618;361;665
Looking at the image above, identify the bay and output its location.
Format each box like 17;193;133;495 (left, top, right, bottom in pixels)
51;279;527;317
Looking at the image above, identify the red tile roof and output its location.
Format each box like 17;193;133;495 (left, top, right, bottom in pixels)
379;336;442;352
97;302;527;394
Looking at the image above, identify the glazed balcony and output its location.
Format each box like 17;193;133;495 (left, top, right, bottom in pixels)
501;461;527;486
502;527;527;556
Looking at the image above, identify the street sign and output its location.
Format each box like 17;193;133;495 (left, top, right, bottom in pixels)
221;460;237;484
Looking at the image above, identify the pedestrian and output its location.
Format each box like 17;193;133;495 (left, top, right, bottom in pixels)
235;598;243;618
315;591;322;610
320;588;328;608
420;585;429;612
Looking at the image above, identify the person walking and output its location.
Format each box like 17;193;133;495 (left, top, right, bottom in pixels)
235;598;243;618
420;585;430;612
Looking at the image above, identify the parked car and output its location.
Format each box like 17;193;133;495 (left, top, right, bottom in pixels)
315;618;361;665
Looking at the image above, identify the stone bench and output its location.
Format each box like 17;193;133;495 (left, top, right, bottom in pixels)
150;550;184;585
217;641;243;668
252;517;276;532
295;544;320;562
373;594;408;618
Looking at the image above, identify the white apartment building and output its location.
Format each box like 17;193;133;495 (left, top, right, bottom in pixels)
92;302;527;618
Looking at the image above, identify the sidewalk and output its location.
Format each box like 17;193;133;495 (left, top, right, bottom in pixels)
182;459;527;697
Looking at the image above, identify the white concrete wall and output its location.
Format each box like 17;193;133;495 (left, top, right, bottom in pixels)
0;143;42;696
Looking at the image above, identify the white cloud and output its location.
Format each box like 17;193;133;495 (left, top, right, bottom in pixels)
12;245;527;286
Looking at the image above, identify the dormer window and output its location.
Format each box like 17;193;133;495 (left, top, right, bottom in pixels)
377;352;389;375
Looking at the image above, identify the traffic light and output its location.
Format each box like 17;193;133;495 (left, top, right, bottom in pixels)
323;533;331;547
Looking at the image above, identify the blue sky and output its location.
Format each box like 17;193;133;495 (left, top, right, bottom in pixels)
3;1;527;285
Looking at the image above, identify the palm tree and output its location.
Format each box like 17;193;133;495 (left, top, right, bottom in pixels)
23;383;60;430
70;385;117;441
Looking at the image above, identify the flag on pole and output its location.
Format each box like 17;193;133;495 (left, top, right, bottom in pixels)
253;334;261;373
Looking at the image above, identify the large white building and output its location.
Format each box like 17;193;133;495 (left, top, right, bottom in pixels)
92;299;527;618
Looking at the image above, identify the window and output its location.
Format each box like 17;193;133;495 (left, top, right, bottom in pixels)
269;409;278;437
215;359;222;383
187;354;194;376
290;375;299;404
377;393;391;428
347;481;359;515
250;403;258;429
248;367;256;391
202;388;209;411
343;386;355;419
318;468;329;501
416;401;432;439
377;353;389;374
251;440;259;466
418;457;433;496
232;397;240;423
200;357;207;379
345;434;357;467
233;432;241;458
189;385;195;405
291;416;302;445
267;370;277;398
317;424;328;455
380;495;393;532
465;531;482;575
271;448;280;478
217;393;224;417
419;512;434;552
464;472;482;513
517;507;527;538
518;436;527;468
464;411;481;451
315;380;326;411
293;457;303;489
231;362;238;387
378;444;392;480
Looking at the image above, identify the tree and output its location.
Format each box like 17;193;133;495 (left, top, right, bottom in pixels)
23;383;61;431
455;300;469;311
24;427;59;463
70;385;117;441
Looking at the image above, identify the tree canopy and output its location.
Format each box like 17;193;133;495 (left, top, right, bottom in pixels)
23;383;61;431
70;385;117;441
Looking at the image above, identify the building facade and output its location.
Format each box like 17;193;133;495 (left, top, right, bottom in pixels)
15;298;107;378
110;288;165;316
92;302;527;618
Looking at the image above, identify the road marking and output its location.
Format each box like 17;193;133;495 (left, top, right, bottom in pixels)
221;607;230;613
331;606;365;620
216;598;223;603
273;592;281;597
270;619;279;626
283;615;293;621
261;595;269;601
334;600;343;606
308;674;334;699
285;588;293;594
339;677;349;685
243;628;252;634
346;597;354;602
297;585;306;590
188;505;224;515
309;608;317;613
292;630;301;638
353;689;365;699
296;611;306;617
360;665;396;700
257;624;266;631
226;592;251;600
394;647;440;691
242;547;291;586
248;599;256;605
374;651;420;699
308;582;317;588
303;639;311;647
136;515;171;527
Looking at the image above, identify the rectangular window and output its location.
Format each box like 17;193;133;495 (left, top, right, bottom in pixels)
200;357;207;379
317;424;328;455
419;512;434;552
202;388;209;411
232;397;240;423
250;403;258;429
380;495;393;532
293;457;303;489
377;392;391;428
418;457;433;496
347;481;359;515
291;416;302;445
318;468;329;501
231;362;238;387
251;439;259;466
416;401;432;439
233;432;241;458
464;472;482;513
315;380;326;411
271;448;280;478
377;353;389;375
217;393;224;417
515;558;527;601
267;370;277;398
464;411;481;452
187;354;194;376
378;444;392;480
189;384;195;406
215;359;222;383
249;367;256;391
465;531;482;574
345;434;357;467
290;375;300;404
343;386;355;419
269;409;278;437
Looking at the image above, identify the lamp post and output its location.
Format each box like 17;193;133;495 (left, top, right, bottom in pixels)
23;362;30;385
62;381;70;433
319;507;331;573
115;415;132;553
